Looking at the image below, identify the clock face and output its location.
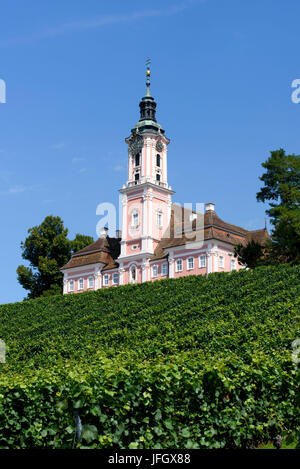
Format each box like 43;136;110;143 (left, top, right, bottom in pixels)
129;134;144;154
156;139;163;152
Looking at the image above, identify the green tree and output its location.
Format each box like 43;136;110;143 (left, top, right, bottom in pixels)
71;233;95;254
234;240;265;268
256;149;300;264
17;216;94;299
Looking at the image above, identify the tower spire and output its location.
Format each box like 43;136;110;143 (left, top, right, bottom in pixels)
138;58;157;124
145;58;151;97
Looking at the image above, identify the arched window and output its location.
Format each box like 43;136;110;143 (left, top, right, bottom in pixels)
132;210;139;227
156;154;161;167
130;266;137;283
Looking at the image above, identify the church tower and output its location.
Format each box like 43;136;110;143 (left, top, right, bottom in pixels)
118;63;174;284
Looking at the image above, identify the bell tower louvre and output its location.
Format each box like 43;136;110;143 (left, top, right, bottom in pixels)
60;64;269;293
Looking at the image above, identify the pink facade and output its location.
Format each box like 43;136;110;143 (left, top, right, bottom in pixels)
61;66;264;295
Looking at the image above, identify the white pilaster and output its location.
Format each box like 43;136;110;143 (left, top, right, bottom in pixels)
207;252;213;274
163;145;167;184
214;252;219;272
141;258;149;282
148;188;153;252
146;138;151;179
152;140;155;183
119;266;125;285
121;194;127;256
169;253;174;278
128;153;132;183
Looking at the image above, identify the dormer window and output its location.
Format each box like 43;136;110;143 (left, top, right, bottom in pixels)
156;154;161;167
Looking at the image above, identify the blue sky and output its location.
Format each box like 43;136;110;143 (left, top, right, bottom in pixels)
1;0;300;303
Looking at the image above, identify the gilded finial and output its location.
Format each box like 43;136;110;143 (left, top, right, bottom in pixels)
145;58;151;97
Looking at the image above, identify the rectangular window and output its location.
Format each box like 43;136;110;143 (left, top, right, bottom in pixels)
104;274;109;286
78;278;84;290
69;280;74;292
135;153;140;167
156;173;161;182
176;259;183;272
199;255;206;268
231;259;236;271
219;256;225;268
157;212;162;228
187;257;194;270
113;273;119;284
134;173;140;182
152;265;158;278
156;154;161;167
88;277;94;288
162;263;168;276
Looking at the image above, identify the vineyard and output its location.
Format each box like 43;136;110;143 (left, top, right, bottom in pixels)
0;265;299;448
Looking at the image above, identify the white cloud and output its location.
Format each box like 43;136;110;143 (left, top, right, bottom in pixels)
0;182;43;196
42;199;54;204
113;164;125;172
51;142;66;150
72;157;86;163
3;185;26;195
0;0;204;46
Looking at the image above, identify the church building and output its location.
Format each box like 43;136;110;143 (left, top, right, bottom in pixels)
61;66;268;294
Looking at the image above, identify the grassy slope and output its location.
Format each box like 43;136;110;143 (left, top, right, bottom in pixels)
0;264;299;373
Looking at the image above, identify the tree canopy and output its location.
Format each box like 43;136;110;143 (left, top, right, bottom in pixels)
256;149;300;264
235;149;300;268
17;216;94;299
234;240;265;269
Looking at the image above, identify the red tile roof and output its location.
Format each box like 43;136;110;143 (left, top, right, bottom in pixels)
61;206;269;270
61;236;120;270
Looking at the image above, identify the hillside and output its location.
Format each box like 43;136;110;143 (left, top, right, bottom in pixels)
0;265;299;449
